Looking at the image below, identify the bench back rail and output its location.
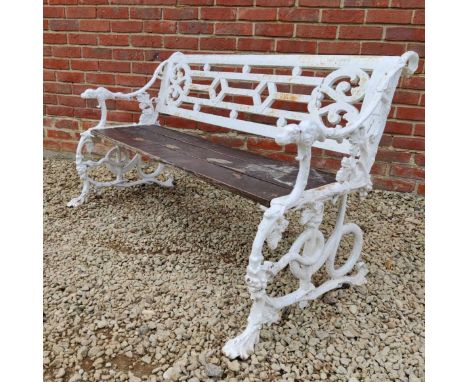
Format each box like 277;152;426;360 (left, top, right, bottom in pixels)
81;51;418;193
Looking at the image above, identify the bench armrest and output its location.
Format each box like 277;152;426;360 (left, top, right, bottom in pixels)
273;52;419;208
81;60;168;128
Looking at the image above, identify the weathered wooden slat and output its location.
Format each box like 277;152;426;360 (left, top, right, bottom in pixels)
138;124;333;189
93;125;336;205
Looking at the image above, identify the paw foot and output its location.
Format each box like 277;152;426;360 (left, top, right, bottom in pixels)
222;327;260;360
353;262;368;286
67;195;87;208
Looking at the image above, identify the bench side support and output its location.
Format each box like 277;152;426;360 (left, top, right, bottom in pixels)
67;61;174;207
67;131;173;207
223;53;417;359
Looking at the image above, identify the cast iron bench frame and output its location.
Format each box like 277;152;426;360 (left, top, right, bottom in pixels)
68;51;418;359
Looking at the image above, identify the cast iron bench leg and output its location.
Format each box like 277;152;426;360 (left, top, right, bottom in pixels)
67;130;173;207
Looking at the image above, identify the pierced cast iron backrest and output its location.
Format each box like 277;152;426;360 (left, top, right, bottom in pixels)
156;53;406;155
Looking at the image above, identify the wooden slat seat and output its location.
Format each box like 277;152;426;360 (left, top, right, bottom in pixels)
94;124;336;206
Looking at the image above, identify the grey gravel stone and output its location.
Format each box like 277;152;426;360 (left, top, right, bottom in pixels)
205;363;223;378
43;159;424;382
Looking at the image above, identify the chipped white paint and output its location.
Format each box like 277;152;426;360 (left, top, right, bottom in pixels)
68;51;418;360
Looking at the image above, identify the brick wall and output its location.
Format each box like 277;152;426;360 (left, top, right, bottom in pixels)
43;0;425;194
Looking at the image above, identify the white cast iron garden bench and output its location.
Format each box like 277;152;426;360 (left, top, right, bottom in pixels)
68;51;418;359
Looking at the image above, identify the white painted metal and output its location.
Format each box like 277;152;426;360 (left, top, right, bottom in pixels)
67;51;418;360
67;130;173;207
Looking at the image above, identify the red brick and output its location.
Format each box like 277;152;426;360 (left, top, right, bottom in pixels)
256;0;293;5
366;9;413;24
57;95;86;108
44;93;58;106
44;32;67;44
210;135;244;148
414;123;424;137
361;42;406;55
131;35;163;47
200;37;236;51
99;61;131;73
163;7;197;20
68;33;98;45
255;23;294;37
179;0;213;4
47;129;73;140
201;8;236;21
44;139;62;151
393;90;421;105
238;38;274;52
391;0;424;8
115;74;148;87
277;40;317;53
391;164;424;179
400;76;424;91
111;20;143;33
370;162;387;176
44;6;65;18
215;23;252;36
49;20;79;31
144;20;177;33
376;149;411;163
217;0;253;4
80;20;110;32
318;41;360;54
339;26;383;40
239;8;277;21
44;70;56;81
322;9;365;23
179;21;213;34
52;46;81;58
417;183;424;195
44;82;73;94
130;7;161;20
44;58;69;70
44;46;52;57
86;73;115;85
343;0;388;6
373;177;414;192
82;47;113;59
395;107;424;121
131;62;157;74
97;7;129;19
56;71;85;82
76;0;107;4
296;25;337;39
413;10;425;25
66;6;96;19
278;8;319;22
384;121;413;135
247;137;282;151
164;36;198;49
299;0;340;6
393;137;424;151
73;107;100;119
46;105;75;117
407;43;424;58
386;27;425;42
113;49;145;61
55;119;79;130
48;0;78;4
99;34;130;46
312;157;342;171
71;60;99;71
415;153;425;166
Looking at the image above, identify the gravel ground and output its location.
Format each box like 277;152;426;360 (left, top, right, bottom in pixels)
44;158;424;382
